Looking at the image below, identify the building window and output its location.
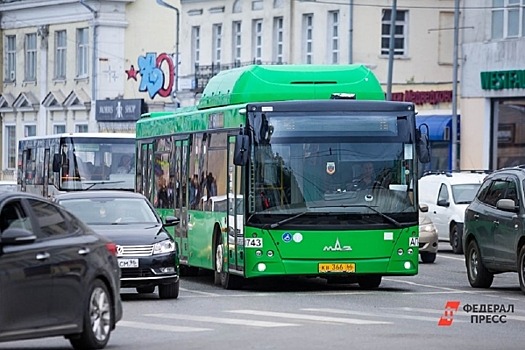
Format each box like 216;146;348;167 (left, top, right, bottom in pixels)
232;0;242;13
232;21;242;65
76;28;89;77
5;125;16;169
328;11;339;64
24;125;36;137
76;124;88;133
25;33;37;81
491;0;525;39
252;19;263;63
5;35;16;83
302;14;313;64
381;9;408;56
54;125;66;134
192;26;200;70
55;30;67;79
273;17;284;63
212;24;222;65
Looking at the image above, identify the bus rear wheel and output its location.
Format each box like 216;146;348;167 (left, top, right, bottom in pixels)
357;275;382;289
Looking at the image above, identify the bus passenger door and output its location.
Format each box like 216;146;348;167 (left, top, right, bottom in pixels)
42;148;50;198
228;136;245;273
174;139;190;265
21;149;28;193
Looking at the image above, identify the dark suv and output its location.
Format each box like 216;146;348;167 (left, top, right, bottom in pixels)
463;166;525;294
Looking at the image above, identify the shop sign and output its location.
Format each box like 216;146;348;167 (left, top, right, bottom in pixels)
481;70;525;90
96;99;146;122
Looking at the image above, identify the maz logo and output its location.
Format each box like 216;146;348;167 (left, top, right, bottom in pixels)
323;238;352;251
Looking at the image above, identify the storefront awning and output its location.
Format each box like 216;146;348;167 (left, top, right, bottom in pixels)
416;115;457;141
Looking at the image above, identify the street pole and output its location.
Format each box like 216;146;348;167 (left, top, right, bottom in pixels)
156;0;180;96
386;0;397;100
80;0;98;132
451;0;460;171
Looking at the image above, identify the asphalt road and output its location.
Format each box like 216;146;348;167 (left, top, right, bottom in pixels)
2;248;525;350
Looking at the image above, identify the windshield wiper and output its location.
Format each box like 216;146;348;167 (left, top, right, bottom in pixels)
266;211;310;229
310;204;402;227
353;205;401;227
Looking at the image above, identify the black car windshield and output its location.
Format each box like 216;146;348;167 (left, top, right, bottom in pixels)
58;197;159;225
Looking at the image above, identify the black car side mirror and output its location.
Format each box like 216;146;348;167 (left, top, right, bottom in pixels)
0;228;37;246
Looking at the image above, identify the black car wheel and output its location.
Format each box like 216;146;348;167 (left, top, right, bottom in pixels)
158;280;179;299
420;252;436;264
70;279;112;350
466;240;493;288
450;224;463;254
518;245;525;294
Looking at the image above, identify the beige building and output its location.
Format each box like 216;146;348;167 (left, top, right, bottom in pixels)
1;0;457;179
460;0;525;171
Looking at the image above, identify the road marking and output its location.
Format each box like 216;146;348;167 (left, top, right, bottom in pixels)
438;254;465;261
179;287;221;296
228;310;391;325
119;320;212;332
301;308;446;322
147;313;299;327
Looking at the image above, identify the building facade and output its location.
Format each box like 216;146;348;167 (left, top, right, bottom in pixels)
460;0;525;170
1;0;458;179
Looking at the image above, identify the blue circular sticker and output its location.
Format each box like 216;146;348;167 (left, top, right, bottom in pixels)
282;232;292;243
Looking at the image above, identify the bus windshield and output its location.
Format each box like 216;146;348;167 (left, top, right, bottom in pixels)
57;136;135;191
19;133;135;197
249;113;417;225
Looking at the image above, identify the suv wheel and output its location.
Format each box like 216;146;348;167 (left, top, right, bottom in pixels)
450;224;463;254
466;240;493;288
518;245;525;294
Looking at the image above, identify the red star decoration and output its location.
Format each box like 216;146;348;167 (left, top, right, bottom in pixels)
126;65;138;81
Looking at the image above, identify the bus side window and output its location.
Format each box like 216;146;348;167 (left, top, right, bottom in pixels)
52;154;61;172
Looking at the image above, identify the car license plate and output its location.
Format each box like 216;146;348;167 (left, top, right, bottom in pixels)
118;258;139;268
318;263;355;273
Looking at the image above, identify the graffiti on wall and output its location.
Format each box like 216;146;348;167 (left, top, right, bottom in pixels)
126;52;174;99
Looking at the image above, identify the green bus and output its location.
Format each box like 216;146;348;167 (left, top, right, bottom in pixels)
135;64;430;289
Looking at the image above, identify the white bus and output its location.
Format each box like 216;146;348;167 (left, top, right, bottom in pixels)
18;133;135;197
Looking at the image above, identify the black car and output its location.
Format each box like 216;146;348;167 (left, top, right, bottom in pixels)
55;190;180;299
0;192;122;349
463;166;525;294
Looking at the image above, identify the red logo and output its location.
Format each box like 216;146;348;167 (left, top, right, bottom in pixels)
438;301;461;326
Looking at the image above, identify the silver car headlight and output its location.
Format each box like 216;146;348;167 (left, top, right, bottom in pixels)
420;223;436;233
153;239;176;255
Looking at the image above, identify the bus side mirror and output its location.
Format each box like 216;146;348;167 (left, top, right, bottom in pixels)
52;154;61;172
417;124;431;164
233;134;250;166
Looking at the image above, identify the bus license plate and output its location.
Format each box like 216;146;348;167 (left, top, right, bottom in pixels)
318;263;355;273
118;258;139;268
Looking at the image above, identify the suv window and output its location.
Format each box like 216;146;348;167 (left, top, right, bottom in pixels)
483;180;508;207
27;198;70;236
506;179;519;205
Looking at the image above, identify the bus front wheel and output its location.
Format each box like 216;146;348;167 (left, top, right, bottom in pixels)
214;234;243;290
357;275;382;289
